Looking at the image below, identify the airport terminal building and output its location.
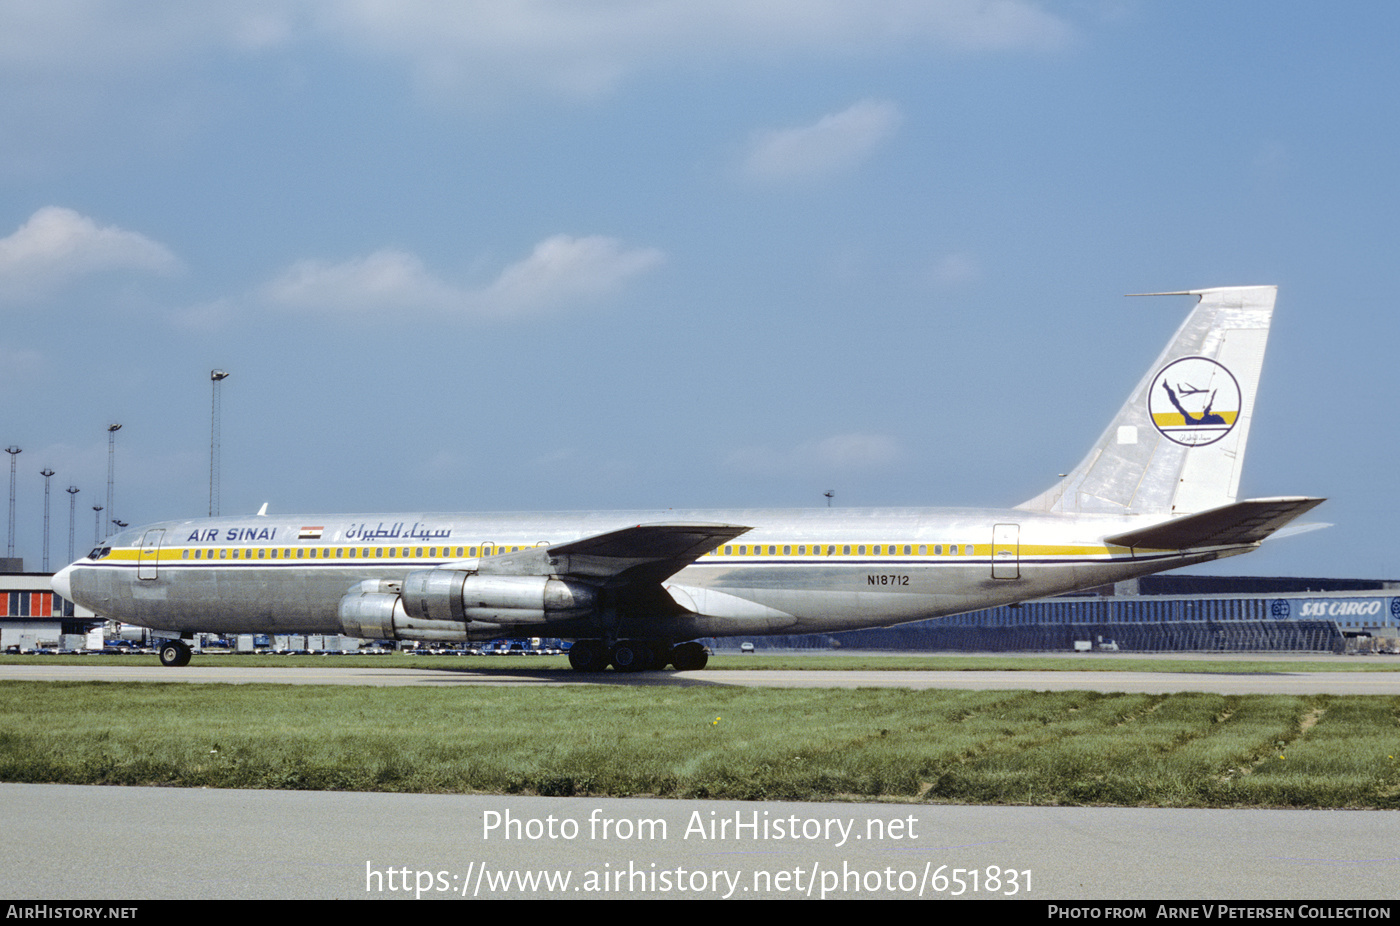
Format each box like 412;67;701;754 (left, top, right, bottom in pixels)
0;561;95;652
742;575;1400;654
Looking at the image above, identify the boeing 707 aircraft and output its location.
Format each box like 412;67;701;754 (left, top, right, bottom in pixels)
53;285;1322;671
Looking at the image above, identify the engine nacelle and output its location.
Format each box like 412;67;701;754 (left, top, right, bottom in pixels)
337;582;471;642
400;570;598;625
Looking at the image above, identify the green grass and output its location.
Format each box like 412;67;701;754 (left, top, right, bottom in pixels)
1;681;1396;807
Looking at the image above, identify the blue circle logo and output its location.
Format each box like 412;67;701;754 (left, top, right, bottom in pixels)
1148;357;1242;447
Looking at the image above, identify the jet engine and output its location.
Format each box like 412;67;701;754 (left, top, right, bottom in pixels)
336;571;599;642
401;570;597;624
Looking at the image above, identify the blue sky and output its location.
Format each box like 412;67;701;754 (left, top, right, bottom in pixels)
0;2;1394;578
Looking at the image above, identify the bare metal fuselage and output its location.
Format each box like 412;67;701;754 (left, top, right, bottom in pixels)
59;505;1231;641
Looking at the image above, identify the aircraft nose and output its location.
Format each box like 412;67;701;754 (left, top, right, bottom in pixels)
51;564;73;601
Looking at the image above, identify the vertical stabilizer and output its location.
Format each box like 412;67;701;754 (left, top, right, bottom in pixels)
1018;285;1275;516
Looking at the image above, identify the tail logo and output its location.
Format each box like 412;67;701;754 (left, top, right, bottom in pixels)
1148;356;1241;447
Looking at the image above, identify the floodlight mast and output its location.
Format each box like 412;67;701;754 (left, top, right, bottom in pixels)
5;446;19;559
66;486;79;564
210;370;229;517
40;468;54;572
105;424;121;538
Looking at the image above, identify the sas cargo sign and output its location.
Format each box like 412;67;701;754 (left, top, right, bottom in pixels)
1270;598;1399;621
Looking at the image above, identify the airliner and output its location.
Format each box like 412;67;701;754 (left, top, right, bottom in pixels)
53;285;1322;671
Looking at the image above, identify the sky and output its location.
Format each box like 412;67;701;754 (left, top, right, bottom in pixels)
0;1;1395;579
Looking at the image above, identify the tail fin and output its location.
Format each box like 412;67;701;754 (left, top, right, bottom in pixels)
1018;285;1276;516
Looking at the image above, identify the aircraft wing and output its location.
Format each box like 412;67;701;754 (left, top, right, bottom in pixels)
475;522;751;587
1104;497;1326;550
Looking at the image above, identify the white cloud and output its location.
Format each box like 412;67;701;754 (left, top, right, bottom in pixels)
478;235;666;316
0;3;1076;100
263;234;664;319
0;207;178;301
744;99;903;183
725;432;905;477
0;5;296;74
317;1;1074;99
263;248;459;315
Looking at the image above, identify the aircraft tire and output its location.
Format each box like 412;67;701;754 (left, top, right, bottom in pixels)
646;645;670;671
670;641;709;671
567;640;608;672
158;640;191;668
609;641;651;672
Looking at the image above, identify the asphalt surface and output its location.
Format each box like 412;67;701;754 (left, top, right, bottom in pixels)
2;783;1397;900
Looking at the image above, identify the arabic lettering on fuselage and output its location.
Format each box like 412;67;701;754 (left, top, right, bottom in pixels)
180;522;453;544
344;522;453;542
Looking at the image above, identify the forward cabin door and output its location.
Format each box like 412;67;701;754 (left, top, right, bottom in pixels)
137;529;165;580
991;523;1020;580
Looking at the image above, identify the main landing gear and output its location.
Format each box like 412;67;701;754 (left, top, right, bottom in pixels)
567;639;709;673
158;639;192;667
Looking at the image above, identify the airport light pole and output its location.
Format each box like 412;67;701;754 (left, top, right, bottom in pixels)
40;467;54;572
210;370;229;517
5;446;19;559
92;505;103;546
105;423;121;538
66;486;79;564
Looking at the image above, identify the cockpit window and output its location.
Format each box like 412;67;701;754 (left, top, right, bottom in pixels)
87;547;112;561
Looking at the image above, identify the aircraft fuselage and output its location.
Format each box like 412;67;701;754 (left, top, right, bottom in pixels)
58;505;1231;641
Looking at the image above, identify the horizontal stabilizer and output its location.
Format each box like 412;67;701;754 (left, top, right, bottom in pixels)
478;522;751;585
1104;497;1326;550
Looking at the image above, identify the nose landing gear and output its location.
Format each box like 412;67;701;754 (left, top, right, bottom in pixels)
158;639;192;667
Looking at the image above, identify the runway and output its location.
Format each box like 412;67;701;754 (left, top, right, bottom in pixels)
3;661;1399;694
2;783;1397;900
